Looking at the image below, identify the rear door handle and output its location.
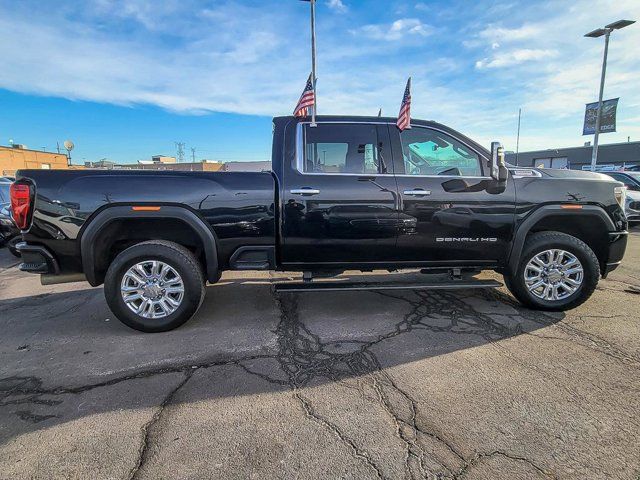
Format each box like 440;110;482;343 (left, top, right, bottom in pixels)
290;188;320;196
403;189;431;196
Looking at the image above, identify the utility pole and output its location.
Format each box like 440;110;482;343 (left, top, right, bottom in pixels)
585;19;635;171
191;147;196;162
175;142;185;163
515;108;522;166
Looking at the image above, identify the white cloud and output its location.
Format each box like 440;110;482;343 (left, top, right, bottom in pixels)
327;0;347;13
478;24;542;43
0;2;307;116
355;18;433;41
475;48;558;69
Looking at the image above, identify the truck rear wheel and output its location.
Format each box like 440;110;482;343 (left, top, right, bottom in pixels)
104;240;205;332
505;231;600;311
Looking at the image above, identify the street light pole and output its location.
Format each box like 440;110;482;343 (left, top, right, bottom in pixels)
585;19;635;171
590;29;610;172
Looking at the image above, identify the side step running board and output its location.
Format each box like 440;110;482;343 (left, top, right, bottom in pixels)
274;279;502;293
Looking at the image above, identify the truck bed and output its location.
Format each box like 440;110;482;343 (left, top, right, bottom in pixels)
17;169;277;274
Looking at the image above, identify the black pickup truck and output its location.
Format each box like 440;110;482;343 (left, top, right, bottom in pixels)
11;116;628;332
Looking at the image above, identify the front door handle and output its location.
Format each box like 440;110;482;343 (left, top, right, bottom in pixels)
290;188;320;196
403;189;431;196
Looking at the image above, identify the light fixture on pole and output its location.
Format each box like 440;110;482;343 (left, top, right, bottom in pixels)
584;19;635;171
63;140;74;166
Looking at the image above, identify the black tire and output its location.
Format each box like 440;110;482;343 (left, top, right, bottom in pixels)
104;240;206;332
504;231;600;311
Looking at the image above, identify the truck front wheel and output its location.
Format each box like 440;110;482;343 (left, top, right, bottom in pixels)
505;231;600;311
104;240;206;332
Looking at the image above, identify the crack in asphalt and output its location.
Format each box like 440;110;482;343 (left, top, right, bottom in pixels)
451;450;555;479
488;289;640;366
1;284;557;478
295;390;385;479
2;276;638;478
0;355;274;425
127;370;195;480
370;370;465;479
244;287;553;479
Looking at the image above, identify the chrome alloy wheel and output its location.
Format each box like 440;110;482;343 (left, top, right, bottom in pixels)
524;249;584;301
121;260;185;319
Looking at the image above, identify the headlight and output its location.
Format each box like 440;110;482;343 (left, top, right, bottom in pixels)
614;186;627;216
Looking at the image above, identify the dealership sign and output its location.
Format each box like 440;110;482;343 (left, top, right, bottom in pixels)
583;98;619;135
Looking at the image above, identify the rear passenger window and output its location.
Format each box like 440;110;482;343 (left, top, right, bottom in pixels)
303;124;382;174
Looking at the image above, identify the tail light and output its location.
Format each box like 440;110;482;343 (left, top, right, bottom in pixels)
10;183;32;230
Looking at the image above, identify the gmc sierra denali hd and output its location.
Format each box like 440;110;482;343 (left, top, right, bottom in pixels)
11;116;629;332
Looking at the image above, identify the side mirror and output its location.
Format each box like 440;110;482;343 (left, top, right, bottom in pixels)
490;141;508;182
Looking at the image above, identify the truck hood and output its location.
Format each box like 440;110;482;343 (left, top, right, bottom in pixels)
539;168;614;181
537;168;616;182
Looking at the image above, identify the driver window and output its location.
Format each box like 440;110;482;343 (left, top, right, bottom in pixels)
399;128;482;176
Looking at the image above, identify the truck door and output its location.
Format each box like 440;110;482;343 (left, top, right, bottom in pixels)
390;125;515;264
281;122;400;267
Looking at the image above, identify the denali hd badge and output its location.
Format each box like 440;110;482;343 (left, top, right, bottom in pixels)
436;237;498;242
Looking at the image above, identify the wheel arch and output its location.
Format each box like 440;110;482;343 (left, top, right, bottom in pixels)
79;205;220;286
507;204;616;276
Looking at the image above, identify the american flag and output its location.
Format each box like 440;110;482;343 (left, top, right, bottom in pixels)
397;77;412;131
294;73;315;117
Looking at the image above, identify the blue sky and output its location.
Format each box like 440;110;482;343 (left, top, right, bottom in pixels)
1;0;639;164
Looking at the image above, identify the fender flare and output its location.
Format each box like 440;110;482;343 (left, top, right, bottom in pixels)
80;205;219;286
506;204;616;275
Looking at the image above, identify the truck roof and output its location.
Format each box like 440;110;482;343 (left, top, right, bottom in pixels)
272;115;490;157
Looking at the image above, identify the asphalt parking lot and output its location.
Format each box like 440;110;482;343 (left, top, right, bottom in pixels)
1;230;639;480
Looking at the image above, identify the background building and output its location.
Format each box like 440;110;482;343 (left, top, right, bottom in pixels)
84;159;118;169
507;141;640;170
130;160;225;172
82;156;268;172
0;144;69;176
151;155;176;164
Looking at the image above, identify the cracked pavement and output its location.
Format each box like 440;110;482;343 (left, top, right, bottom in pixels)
1;229;639;479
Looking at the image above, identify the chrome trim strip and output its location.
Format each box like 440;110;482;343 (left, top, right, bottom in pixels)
394;174;492;180
510;168;543;179
290;188;320;195
403;189;432;196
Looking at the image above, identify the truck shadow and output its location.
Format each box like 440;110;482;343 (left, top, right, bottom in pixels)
0;276;566;444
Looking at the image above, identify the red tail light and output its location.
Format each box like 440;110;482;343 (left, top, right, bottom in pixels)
10;183;32;230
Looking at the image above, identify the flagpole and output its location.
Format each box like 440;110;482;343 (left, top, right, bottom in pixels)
310;0;317;127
